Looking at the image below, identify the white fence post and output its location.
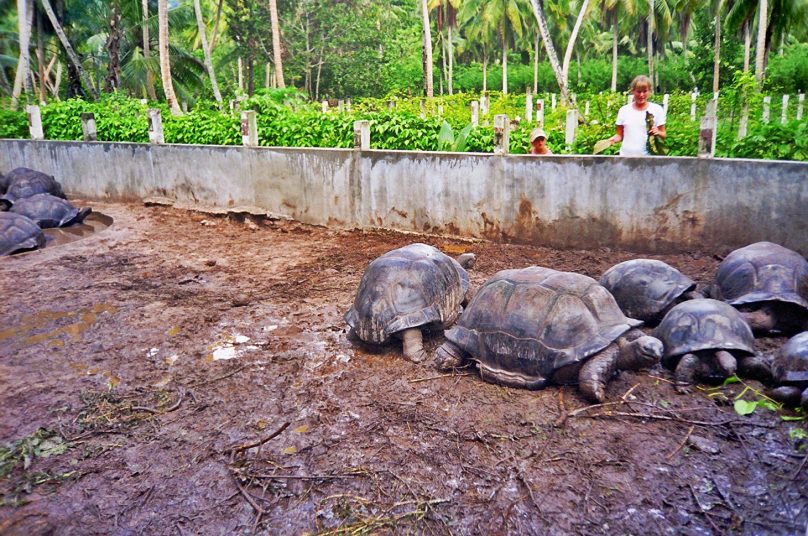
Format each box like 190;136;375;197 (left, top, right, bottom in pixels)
241;110;258;146
81;112;97;142
690;91;698;121
26;105;44;140
353;120;370;150
738;103;749;140
471;101;479;127
551;93;557;111
781;94;789;123
797;93;804;120
321;100;328;113
526;89;533;123
762;96;771;123
698;100;717;158
565;109;577;146
536;99;544;126
147;108;164;144
493;114;509;155
662;94;669;114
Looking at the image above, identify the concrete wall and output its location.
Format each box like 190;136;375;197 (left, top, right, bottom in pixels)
2;139;806;254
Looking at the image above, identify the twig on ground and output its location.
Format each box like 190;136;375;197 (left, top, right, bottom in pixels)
408;372;473;383
647;374;677;385
573;411;776;428
689;483;722;533
666;425;695;460
253;473;361;480
791;452;808;480
621;383;640;401
186;365;250;389
231;421;291;459
554;400;625;427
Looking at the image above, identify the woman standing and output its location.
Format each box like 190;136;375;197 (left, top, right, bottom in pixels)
604;75;666;156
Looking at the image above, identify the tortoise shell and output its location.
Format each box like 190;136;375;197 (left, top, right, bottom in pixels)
344;243;470;344
10;193;92;228
444;266;641;383
714;241;808;310
0;173;9;196
1;167;66;208
772;332;808;387
600;259;695;322
652;299;755;369
0;212;46;256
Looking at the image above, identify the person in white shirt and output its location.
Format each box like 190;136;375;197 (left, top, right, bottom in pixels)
606;75;666;156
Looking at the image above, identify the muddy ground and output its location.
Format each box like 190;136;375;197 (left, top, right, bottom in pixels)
0;202;806;535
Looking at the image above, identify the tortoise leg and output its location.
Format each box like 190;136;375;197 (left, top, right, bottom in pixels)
433;341;466;370
768;386;802;407
715;350;738;378
578;345;620;403
401;328;427;363
738;355;771;381
455;253;476;269
740;305;777;333
674;353;700;393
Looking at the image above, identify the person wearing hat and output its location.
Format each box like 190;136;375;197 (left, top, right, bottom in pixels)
529;128;553;155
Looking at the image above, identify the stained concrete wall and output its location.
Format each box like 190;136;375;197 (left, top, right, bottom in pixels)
2;139;806;254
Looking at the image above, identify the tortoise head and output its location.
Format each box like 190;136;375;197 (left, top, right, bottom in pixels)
620;335;663;370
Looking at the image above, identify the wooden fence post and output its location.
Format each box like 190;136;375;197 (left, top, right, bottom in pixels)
81;112;97;142
241;110;258;146
493;114;509;155
147;108;164;144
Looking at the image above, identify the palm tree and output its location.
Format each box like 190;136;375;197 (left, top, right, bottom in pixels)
528;0;572;103
421;0;434;96
39;0;98;99
711;0;724;93
194;0;222;102
269;0;285;88
601;0;638;91
157;0;181;114
11;0;33;109
754;0;766;86
428;0;461;95
561;0;593;95
141;0;158;99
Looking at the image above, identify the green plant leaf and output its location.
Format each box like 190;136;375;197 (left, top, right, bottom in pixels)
734;399;758;416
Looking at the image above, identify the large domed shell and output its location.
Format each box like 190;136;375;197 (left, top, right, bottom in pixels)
10;193;91;228
445;266;641;383
600;259;695;322
0;167;66;208
344;243;469;344
652;299;755;369
0;212;46;255
772;332;808;387
714;242;808;310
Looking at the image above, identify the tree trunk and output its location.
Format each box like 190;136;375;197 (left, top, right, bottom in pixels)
647;0;654;83
528;0;571;105
269;0;285;88
754;0;766;87
501;34;508;95
421;0;433;97
440;32;446;95
482;52;487;93
533;34;539;94
105;2;122;91
712;6;721;93
562;0;589;94
611;16;618;92
39;0;98;99
36;5;46;102
157;0;181;115
238;57;244;92
447;23;453;95
193;0;222;102
141;0;157;100
11;0;33;109
742;20;751;72
211;0;224;49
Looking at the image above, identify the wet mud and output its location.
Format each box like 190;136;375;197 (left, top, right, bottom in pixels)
0;202;806;535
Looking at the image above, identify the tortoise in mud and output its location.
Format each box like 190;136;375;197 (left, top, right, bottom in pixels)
652;299;769;390
345;243;475;363
768;331;808;409
710;241;808;335
10;193;92;228
0;212;46;256
1;167;66;209
433;266;663;402
599;259;701;324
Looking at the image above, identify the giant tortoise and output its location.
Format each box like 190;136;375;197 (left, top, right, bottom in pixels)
653;299;769;389
711;241;808;335
1;167;66;209
768;331;808;409
0;212;46;256
345;243;475;363
10;193;92;228
599;259;701;324
433;266;663;402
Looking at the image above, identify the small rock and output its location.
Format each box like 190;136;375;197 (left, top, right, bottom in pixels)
232;294;251;307
205;259;217;267
687;434;721;455
200;219;217;227
245;220;260;231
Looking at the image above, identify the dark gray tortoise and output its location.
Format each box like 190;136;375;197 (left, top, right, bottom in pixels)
599;259;701;324
711;241;808;335
0;167;66;209
768;331;808;409
0;172;9;196
345;243;475;363
10;193;92;228
0;212;46;256
433;266;663;402
653;299;769;390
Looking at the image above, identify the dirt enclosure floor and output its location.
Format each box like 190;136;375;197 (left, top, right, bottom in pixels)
1;201;806;535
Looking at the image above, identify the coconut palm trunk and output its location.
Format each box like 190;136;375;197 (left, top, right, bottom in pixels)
11;0;33;109
157;0;181;115
562;0;590;95
611;16;618;91
712;3;721;93
193;0;222;102
528;0;571;104
39;0;98;99
447;23;453;95
647;0;654;82
742;20;751;72
754;0;767;87
269;0;285;88
421;0;434;97
141;0;158;100
501;32;508;95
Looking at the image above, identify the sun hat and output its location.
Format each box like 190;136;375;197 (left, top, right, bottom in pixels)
529;128;547;142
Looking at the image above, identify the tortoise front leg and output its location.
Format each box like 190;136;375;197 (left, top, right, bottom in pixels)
738;354;771;381
715;350;738;378
434;340;466;370
402;328;427;363
578;345;620;403
674;353;700;393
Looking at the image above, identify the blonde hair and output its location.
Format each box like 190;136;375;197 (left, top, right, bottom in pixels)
630;75;652;92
